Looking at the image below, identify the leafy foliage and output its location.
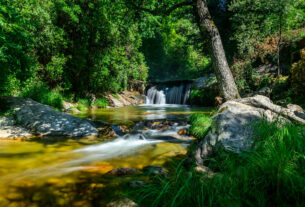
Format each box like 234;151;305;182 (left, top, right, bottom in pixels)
290;48;305;94
0;0;149;97
20;83;63;110
93;98;109;108
129;120;305;207
189;114;212;139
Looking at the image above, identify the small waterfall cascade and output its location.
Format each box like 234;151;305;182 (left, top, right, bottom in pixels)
145;86;166;104
145;82;192;105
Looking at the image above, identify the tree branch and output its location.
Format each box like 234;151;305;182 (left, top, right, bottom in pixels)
128;1;194;16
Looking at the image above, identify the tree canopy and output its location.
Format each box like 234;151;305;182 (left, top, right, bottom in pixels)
0;0;304;98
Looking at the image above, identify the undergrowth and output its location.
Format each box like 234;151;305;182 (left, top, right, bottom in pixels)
189;114;212;139
93;98;109;108
128;120;305;207
19;84;63;110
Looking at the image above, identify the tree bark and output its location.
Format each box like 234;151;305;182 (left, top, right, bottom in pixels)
194;0;240;100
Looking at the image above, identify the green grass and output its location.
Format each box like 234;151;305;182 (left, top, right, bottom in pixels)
189;114;212;139
93;98;109;108
19;84;63;110
113;93;120;99
128;120;305;207
77;98;91;107
76;104;87;112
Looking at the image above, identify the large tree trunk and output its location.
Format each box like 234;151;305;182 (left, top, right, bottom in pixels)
194;0;240;100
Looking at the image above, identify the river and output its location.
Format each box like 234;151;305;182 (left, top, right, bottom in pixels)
0;104;211;207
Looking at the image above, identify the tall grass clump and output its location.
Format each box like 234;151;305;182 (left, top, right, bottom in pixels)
77;98;91;107
93;98;109;108
20;83;63;110
189;113;212;139
129;120;305;207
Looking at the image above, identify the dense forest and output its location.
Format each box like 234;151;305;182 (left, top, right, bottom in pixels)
1;0;304;100
0;1;305;207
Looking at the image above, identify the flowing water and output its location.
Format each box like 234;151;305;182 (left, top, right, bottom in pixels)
145;83;192;105
0;105;211;207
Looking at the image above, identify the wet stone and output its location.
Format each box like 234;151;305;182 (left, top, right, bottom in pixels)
107;168;139;176
142;165;167;177
178;128;187;135
106;198;138;207
127;180;146;188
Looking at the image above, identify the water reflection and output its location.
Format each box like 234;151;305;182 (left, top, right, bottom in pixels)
76;104;211;125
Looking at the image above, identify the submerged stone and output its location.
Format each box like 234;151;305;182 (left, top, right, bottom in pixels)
107;168;139;176
106;198;138;207
142;165;167;177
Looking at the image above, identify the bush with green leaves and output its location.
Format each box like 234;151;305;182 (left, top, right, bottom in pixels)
190;89;217;107
19;83;63;110
189;114;212;140
77;99;91;107
93;98;109;108
129;120;305;207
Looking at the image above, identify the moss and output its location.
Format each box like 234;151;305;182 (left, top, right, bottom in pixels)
189;114;212;140
290;48;305;94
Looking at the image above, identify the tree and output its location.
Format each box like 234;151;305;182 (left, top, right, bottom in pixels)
128;0;240;100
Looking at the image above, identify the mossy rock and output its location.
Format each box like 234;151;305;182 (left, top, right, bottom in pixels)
289;48;305;94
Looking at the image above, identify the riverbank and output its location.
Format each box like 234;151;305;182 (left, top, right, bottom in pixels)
126;96;305;207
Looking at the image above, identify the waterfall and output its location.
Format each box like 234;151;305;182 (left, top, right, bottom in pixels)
145;82;191;105
145;86;166;104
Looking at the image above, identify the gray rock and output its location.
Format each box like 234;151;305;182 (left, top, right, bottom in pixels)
254;64;277;76
127;180;146;188
62;101;74;111
192;74;216;90
106;198;138;207
66;107;81;114
2;97;98;137
194;95;304;165
142;165;167;177
287;104;305;120
107;168;139;176
0;116;33;139
256;86;272;97
108;95;124;107
0;116;15;127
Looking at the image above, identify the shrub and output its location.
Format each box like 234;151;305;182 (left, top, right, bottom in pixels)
77;99;91;107
290;48;305;94
76;104;87;112
190;89;216;107
189;114;212;139
129;120;305;207
20;83;63;110
93;98;109;108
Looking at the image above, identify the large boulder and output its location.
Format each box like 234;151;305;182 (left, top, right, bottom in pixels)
194;95;305;165
0;116;33;139
2;97;98;137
